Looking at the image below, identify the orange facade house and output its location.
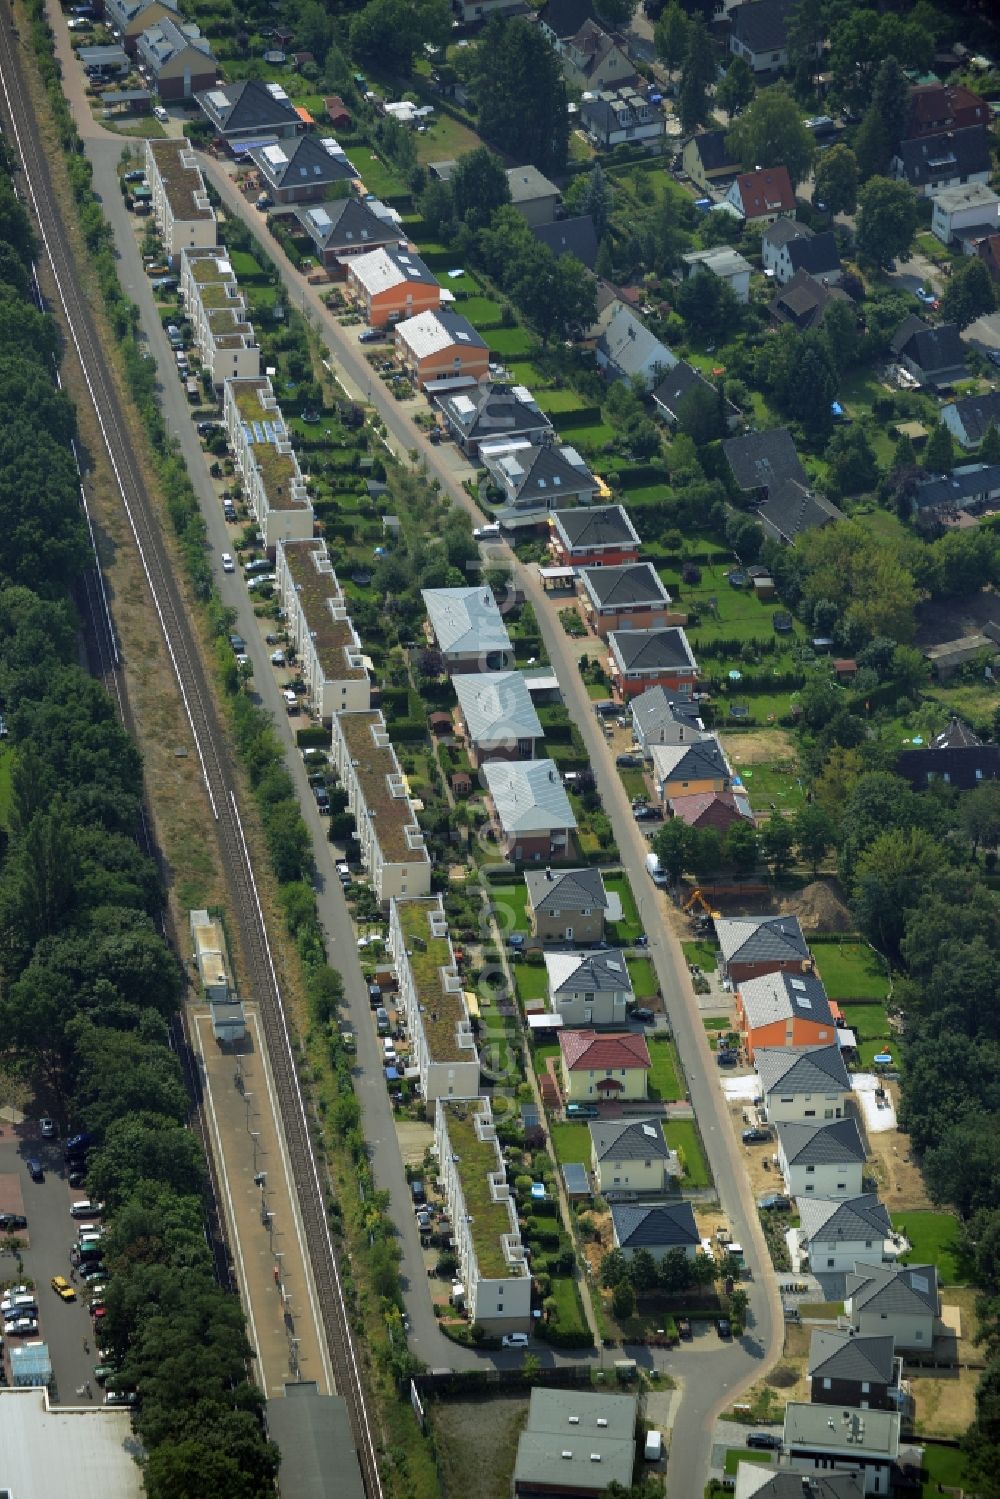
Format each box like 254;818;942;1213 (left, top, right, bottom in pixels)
735;969;836;1062
346;245;441;328
393;309;489;392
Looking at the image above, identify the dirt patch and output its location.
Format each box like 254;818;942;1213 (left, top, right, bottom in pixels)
914;588;1000;649
721;729;797;765
909;1366;979;1438
778;881;853;933
727;1320;811;1418
429;1393;530;1499
395;1120;434;1169
861;1084;934;1212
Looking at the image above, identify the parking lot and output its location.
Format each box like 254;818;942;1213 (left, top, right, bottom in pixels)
0;1126;103;1404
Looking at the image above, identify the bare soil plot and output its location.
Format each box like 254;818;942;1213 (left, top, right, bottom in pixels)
726;1321;811;1420
908;1366;979;1438
861;1085;934;1212
778;881;853;933
721;728;797;765
429;1393;530;1499
914;587;1000;648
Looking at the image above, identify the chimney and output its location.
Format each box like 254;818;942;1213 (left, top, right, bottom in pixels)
546;866;553;881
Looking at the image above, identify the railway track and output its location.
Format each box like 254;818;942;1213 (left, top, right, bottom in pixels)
0;12;382;1493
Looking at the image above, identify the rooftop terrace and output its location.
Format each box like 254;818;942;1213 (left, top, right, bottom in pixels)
149;138;214;223
338;711;427;866
282;540;366;680
441;1101;526;1281
231;380;310;510
397;898;468;1063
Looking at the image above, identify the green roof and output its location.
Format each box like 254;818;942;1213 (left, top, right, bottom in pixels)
337;712;426;865
441;1101;520;1281
397;898;467;1063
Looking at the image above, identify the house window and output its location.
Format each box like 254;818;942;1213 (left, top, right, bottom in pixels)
915;1330;924;1340
822;1378;831;1390
827;1259;835;1268
644;1160;651;1168
805;1165;815;1174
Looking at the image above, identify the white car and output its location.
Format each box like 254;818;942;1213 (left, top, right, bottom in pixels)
39;1117;56;1138
282;688;298;708
270;650;286;667
501;1333;529;1348
153;105;168;123
221;553;235;573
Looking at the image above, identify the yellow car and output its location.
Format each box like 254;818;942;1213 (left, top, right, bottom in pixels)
51;1275;76;1302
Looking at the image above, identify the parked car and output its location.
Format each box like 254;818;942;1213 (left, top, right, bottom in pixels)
39;1117;56;1138
741;1127;771;1144
358;328;384;343
757;1193;791;1211
631;1007;654;1024
313;786;330;813
716;1050;738;1068
633;804;662;822
221;553;235;573
501;1333;529;1348
676;1316;692;1340
0;1214;27;1232
153;105;168;123
270;649;286;667
51;1275;76;1303
26;1159;43;1182
616;753;643;768
746;1432;782;1450
566;1103;599;1120
715;1317;732;1338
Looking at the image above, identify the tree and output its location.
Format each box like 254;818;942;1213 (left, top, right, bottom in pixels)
785;0;824;89
653;2;689;71
418;177;455;240
630;1246;659;1293
676;268;740;341
716;56;755;118
611;1278;636;1320
778;334;839;442
813;144;859;216
761;812;794;877
961;783;1000;854
982;423;1000;465
449;147;510;231
941;256;996;330
350;0;450;71
923;421;955;474
854;58;910;180
726;86;815;187
725;511;764;562
855;177;918;268
723;818;758;873
828;10;932;112
601;1248;629;1288
821;298;861;373
653;818;691;882
677;16;715;132
580;161;612;241
295;1;335;64
793;803;835;874
689;826;722;878
677;382;726;445
596;0;637;26
473;18;568;173
825;426;878;498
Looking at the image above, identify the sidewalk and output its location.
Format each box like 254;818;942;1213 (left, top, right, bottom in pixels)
190;1004;333;1398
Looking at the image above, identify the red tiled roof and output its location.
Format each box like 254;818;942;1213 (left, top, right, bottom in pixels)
668;791;745;831
735;166;795;218
559;1030;651;1071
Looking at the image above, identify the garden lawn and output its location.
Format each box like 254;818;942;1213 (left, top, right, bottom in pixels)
547;1275;591;1343
682;940;717;972
531;1041;560;1079
487;327;536;357
838;1003;890;1044
550;1123;591;1166
647;1039;683;1103
351;148;408;199
491;882;530;936
604;874;643;944
618;767;647;801
734;760;806;813
529;386;592;414
514;961;548;1006
921;1443;968;1496
415;111;483;163
813;942;890;1000
893;1211;966;1286
461;296;504;327
227;249;266;282
724;1449;772;1476
664;1120;709;1187
626;957;658;998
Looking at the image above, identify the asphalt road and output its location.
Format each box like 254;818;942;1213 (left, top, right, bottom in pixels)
0;1128;99;1404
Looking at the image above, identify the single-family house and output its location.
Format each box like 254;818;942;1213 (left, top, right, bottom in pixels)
483;442;598;514
390;897;479;1102
136;16;214;100
770;269;850;331
549;504;641;569
593;300;676;389
436;383;553;457
735;969;835;1058
346;245;440;328
537;0;599;47
809;1330;902;1412
531;214;600;270
561;19;637;91
106;0;177;52
422;586;513;672
776;1118;867;1199
482;759;577;862
724;427;806;499
783;1403;900;1497
896;715;1000;790
757;477;845;546
941;390;1000;448
652;360;741;430
559;1029;651;1101
436;1100;532;1332
144;138;215;256
931;181;1000;245
893;125;992;196
274;539;369;719
452;670;543;765
716;912;810;985
513;1388;637;1499
734;1472;864;1499
667;789;753;831
682;246;752;303
506;166;561;226
590;1118;672;1196
545;949;633;1028
394;309;490;392
249;134;358;205
755;1044;851;1124
728;0;798;74
651;736;731;803
611;1200;700;1257
725;166;796;223
578;563;676;638
762;220;842;285
909;461;1000;526
905;81;989;138
195;78;300;145
294;197;402;270
797;1196;894;1276
607;626;698;702
580;88;663;150
525;865;609;944
630;687;706;755
681;130;740;194
890;314;967;387
845;1262;939;1351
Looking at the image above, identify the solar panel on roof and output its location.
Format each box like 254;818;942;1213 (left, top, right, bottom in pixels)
208;89;228;109
253;422;264;442
242;423;253;442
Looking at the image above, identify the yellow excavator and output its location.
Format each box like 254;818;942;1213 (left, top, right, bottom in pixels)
682;888;720;919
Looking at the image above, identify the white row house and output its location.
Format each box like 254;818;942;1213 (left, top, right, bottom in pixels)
329;710;431;905
223;376;314;547
179;247;260;386
389;896;480;1102
275;540;370;720
144;137;215;256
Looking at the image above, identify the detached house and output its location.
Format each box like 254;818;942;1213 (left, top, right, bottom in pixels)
681;130;739;195
608;627;698;702
783;1403;900;1497
757;478;844;546
776;1117;867;1200
724;427;806;499
294;197;402;271
755;1043;851;1123
525;866;609;944
561;19;637;91
559;1029;651;1102
809;1329;902;1412
716;913;810;985
892;125;991;196
346;245;440;329
905;81;989;138
630;687;705;755
483;442;598;516
653;361;740;430
195;78;300;145
762;220;842;285
890;314;967;388
137;17;214;100
544;949;633;1028
549;505;640;569
594;301;675;389
436;383;553;458
725;166;796;224
249;134;358;205
797;1196;894;1276
736;970;834;1059
452;670;543;766
682;246;752;304
770;270;850;332
651;736;731;803
422;586;513;672
591;1119;671;1196
506;166;561;227
394;309;489;392
930;181;1000;246
482;759;577;862
896;714;1000;790
845;1262;939;1352
735;1474;864;1499
668;789;752;832
532;215;600;271
581;87;663;150
611;1201;700;1259
106;0;178;52
537;0;599;48
578;563;676;638
728;0;799;74
941;390;1000;448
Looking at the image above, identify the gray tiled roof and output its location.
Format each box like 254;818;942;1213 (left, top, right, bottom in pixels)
651;737;730;786
452;671;542;747
482;759;577;835
422;587;512;658
590;1117;669;1162
736;1472;863;1499
891;314;966;378
787;230;841;277
724;428;806;491
295;197;400;253
895;124;991;187
196;78;298;134
631;687;705;741
808;1329;896;1385
551;503;639;551
755;1043;849;1096
729;0;795;53
847;1262;939;1316
609;627;697;674
611;1200;699;1249
545;948;633;997
944;390;1000;444
777;1117;866;1166
436;384;553;447
716;914;809;967
525;866;608;916
763;218;812;250
532;214;599;271
581;562;672;609
757;476;844;545
483;442;596;507
798;1194;891;1246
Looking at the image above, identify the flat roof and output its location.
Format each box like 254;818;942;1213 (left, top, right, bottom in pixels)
440;1101;526;1280
231;380;309;510
267;1385;365;1499
0;1389;143;1499
280;540;367;681
337;712;426;865
513;1386;636;1492
396;897;470;1063
784;1401;900;1458
148;137;214;224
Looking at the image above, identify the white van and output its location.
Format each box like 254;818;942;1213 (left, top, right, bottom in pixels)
501;1332;529;1348
473;523;500;541
71;1199;100;1219
644;1430;663;1462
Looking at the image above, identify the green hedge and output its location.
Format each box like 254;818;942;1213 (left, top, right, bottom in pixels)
296;725;330;748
